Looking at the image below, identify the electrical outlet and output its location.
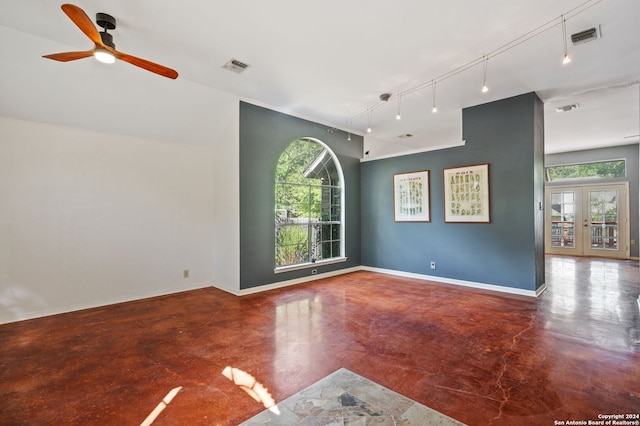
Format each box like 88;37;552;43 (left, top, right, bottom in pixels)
183;269;189;279
430;261;436;270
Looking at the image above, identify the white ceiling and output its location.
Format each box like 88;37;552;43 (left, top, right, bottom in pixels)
1;0;639;157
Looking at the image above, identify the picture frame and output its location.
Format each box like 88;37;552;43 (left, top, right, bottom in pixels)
443;164;490;223
393;170;430;222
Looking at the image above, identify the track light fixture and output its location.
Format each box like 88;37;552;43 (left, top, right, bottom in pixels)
561;15;571;64
349;3;592;134
481;55;489;93
431;80;438;113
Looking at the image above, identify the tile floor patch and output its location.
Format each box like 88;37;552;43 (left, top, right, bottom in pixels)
240;368;466;425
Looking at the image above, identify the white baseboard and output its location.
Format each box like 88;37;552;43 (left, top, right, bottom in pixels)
361;266;543;298
214;265;543;298
213;267;362;296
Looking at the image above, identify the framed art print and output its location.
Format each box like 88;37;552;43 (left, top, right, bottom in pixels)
443;164;490;223
393;170;430;222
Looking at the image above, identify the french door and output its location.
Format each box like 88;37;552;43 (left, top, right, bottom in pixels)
545;183;629;259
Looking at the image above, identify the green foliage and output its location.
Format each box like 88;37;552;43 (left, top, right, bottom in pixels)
547;160;625;181
275;139;324;219
275;225;308;267
275;138;341;267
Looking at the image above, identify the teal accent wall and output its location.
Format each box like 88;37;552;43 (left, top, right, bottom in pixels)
239;102;363;289
546;144;639;258
361;93;545;291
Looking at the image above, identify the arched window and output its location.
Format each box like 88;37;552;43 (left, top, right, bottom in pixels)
275;138;345;271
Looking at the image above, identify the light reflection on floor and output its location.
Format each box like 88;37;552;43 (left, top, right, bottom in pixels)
274;293;324;374
547;256;578;315
543;256;639;351
222;366;280;415
139;386;182;426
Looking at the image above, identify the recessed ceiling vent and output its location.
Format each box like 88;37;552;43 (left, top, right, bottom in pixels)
222;58;250;74
555;104;580;113
571;27;600;45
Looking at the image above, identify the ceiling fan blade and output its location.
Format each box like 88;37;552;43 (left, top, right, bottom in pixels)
116;52;179;79
61;3;103;46
43;50;95;62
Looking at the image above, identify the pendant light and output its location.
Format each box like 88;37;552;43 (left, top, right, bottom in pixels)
431;80;438;113
481;55;489;93
561;15;571;64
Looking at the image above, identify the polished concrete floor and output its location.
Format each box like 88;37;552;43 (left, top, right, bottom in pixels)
1;256;638;425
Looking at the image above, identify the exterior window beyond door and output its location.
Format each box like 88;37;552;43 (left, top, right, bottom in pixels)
275;138;345;270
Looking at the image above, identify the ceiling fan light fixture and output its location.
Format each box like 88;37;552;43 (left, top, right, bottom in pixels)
94;47;115;64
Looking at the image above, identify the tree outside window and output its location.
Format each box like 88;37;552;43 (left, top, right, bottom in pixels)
546;160;625;182
275;138;343;268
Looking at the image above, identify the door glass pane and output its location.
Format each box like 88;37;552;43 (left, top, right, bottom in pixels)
590;225;604;249
589;189;618;250
563;192;574;203
604;225;618;249
550;191;575;248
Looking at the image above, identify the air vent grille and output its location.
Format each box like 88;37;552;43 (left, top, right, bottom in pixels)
571;27;599;45
555;104;580;113
222;58;250;74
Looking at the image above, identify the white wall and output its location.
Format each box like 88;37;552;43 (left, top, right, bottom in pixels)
211;104;241;294
0;115;240;324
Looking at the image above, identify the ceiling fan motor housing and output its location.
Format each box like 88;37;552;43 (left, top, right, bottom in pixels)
100;31;115;49
96;13;116;30
96;13;116;49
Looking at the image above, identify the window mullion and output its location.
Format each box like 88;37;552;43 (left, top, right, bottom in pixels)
307;184;313;262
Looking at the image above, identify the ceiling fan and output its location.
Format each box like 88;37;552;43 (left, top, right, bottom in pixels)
43;4;178;79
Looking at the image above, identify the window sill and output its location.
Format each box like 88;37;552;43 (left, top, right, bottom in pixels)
274;257;348;274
